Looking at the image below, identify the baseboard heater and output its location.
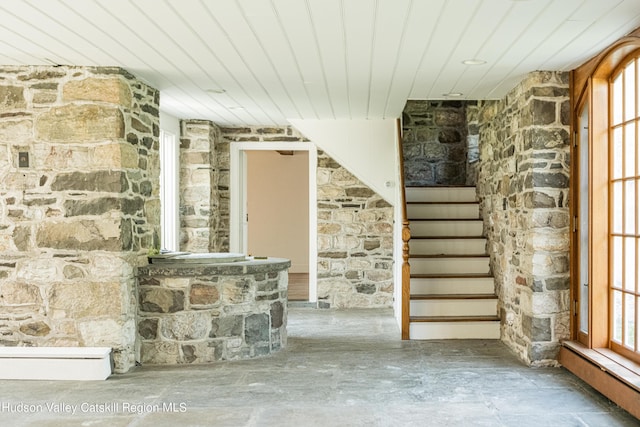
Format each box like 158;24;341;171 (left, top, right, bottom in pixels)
0;347;112;381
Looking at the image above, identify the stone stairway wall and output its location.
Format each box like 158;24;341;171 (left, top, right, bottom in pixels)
402;100;480;186
402;72;571;365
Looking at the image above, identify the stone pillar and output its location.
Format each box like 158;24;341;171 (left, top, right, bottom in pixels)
402;100;468;186
465;101;481;185
0;66;159;373
179;120;221;252
477;71;570;365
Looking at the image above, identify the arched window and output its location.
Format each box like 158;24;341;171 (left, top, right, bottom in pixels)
609;55;640;362
565;30;640;418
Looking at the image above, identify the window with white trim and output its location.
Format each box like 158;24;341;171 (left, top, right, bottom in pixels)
159;129;179;251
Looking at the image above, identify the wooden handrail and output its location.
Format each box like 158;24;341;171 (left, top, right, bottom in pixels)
397;118;411;340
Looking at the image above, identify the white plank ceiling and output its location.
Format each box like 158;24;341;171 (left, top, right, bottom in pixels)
1;0;640;126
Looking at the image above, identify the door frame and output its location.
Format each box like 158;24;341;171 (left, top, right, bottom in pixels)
230;141;318;303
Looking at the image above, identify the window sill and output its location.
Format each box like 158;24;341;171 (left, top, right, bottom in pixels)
560;341;640;420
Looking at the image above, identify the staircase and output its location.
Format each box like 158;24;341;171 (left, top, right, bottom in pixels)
406;186;500;339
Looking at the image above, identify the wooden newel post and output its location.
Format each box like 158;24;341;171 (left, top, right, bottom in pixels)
397;117;411;340
401;220;411;340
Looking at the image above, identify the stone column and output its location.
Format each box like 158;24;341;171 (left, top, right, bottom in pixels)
0;66;159;373
179;120;221;252
477;71;570;365
465;101;481;185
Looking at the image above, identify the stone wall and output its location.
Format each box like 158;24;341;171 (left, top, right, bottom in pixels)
476;71;570;365
402;100;469;186
194;125;395;308
179;120;222;252
137;258;289;364
316;150;394;308
0;66;159;372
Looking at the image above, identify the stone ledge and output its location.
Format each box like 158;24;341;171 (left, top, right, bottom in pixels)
137;257;290;277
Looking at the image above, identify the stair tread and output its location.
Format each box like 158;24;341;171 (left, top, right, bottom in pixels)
411;293;497;300
410;315;500;322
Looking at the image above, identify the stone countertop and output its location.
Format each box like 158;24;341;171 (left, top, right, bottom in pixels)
137;257;291;277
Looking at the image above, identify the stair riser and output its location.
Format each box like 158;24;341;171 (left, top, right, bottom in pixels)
410;299;497;316
408;204;479;219
410;277;495;294
410;221;483;237
410;239;486;255
410;258;490;275
409;321;500;339
406;187;477;203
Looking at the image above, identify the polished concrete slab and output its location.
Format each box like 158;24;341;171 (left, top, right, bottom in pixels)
0;308;637;426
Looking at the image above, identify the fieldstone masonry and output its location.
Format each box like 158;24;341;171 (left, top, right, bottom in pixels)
0;66;160;373
179;125;395;308
137;259;290;363
316;150;394;308
179;120;223;252
466;102;481;185
402;75;570;365
477;71;571;365
402;100;470;186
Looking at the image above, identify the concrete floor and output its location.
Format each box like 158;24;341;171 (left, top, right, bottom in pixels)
0;308;638;427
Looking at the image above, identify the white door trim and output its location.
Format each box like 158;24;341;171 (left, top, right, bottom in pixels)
230;141;318;303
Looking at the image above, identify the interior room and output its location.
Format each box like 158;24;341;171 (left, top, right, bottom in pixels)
0;0;640;425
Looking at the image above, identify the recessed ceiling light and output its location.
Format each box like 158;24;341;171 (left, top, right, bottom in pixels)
227;106;244;110
462;59;487;66
206;88;226;94
443;93;463;97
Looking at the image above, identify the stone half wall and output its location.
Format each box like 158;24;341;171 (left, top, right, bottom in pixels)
0;66;160;373
178;124;394;308
137;259;289;364
477;71;570;366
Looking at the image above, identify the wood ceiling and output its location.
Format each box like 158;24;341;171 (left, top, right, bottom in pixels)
1;0;640;126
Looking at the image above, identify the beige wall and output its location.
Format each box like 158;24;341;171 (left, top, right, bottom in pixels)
247;150;309;273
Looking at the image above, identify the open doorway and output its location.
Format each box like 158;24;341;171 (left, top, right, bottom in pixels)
230;142;318;303
246;150;309;300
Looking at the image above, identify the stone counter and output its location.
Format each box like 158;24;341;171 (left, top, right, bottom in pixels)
136;257;290;365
